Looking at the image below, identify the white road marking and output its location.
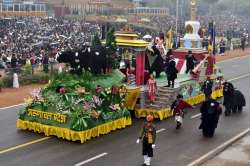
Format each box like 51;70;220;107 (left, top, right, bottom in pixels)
187;128;250;166
0;103;25;111
156;128;166;133
191;113;201;119
74;153;108;166
227;73;250;82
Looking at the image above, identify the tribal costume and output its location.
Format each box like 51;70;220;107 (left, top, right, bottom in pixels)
171;94;192;129
201;77;213;99
199;98;222;137
147;77;157;103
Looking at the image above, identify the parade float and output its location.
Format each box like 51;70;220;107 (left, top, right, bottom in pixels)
110;25;223;121
16;0;224;142
114;29;149;110
17;40;132;143
131;0;224;120
133;49;224;120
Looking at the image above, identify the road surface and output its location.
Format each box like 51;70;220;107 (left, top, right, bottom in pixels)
0;55;250;166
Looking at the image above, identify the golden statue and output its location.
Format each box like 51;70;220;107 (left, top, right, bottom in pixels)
122;25;132;32
191;0;196;21
186;24;193;34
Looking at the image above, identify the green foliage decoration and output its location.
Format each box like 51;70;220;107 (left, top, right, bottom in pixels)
19;70;130;131
106;28;117;54
92;33;102;48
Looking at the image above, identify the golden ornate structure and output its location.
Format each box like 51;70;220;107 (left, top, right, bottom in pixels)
115;32;148;48
186;24;193;34
191;0;196;21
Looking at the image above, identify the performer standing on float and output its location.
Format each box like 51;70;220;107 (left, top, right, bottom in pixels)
137;115;156;166
201;76;213;99
156;33;167;57
165;49;173;63
171;94;193;129
147;74;157;105
165;55;178;88
185;50;197;74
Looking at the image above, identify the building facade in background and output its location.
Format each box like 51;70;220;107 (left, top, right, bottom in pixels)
0;0;47;17
61;0;111;16
60;0;168;17
128;7;169;16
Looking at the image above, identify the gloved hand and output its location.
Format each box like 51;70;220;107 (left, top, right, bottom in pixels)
152;144;156;149
136;139;140;144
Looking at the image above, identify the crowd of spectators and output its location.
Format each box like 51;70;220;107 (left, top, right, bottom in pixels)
1;14;250;74
0;17;101;73
197;14;250;38
142;14;250;39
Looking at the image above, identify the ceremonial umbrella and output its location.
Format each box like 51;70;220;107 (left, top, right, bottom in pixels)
115;18;127;23
143;35;152;39
140;18;150;22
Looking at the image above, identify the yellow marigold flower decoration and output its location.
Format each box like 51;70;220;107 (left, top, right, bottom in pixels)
114;104;121;110
24;97;33;106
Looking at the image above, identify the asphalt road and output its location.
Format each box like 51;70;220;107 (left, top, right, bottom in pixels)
0;55;250;166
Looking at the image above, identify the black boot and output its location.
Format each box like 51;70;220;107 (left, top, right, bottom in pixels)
208;128;215;137
202;129;209;137
238;106;243;112
225;111;230;116
232;106;237;113
176;122;181;129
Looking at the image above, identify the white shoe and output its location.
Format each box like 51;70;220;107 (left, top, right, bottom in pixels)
143;155;148;165
146;157;151;166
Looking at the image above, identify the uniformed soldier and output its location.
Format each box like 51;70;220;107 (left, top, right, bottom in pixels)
137;115;156;166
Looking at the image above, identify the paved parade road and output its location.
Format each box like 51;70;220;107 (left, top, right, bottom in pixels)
0;56;250;166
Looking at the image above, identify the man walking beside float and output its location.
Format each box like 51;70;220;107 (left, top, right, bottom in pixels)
137;115;156;166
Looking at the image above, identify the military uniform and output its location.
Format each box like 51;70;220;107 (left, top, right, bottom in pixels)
137;116;156;166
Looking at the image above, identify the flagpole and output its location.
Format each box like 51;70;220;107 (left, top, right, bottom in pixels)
213;21;216;55
176;0;179;47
